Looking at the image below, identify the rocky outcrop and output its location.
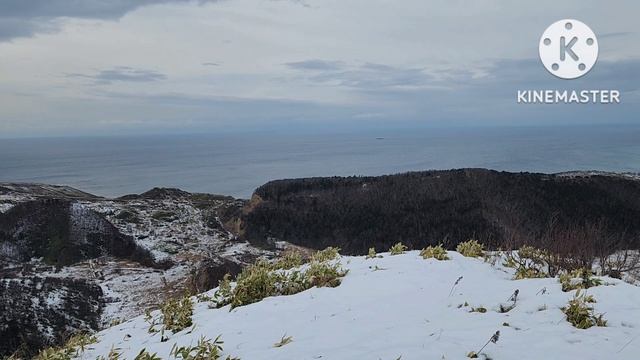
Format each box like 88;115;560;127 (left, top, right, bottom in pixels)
190;257;243;293
0;199;156;267
0;274;103;357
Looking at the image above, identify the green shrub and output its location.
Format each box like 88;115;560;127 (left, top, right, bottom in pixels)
171;335;239;360
213;257;347;309
305;262;348;288
562;290;607;329
559;268;603;292
273;251;304;270
134;349;161;360
161;296;194;333
365;247;379;259
456;240;484;257
420;245;449;260
389;242;407;255
505;246;549;279
311;247;341;262
34;333;97;360
469;306;487;313
96;347;123;360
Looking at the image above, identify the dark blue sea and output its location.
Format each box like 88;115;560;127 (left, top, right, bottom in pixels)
1;125;639;199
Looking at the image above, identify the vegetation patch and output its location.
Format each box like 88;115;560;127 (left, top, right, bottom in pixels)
365;247;382;259
212;248;348;309
562;290;607;329
503;246;550;279
389;242;407;255
456;240;484;258
34;333;97;360
170;335;239;360
420;245;449;260
151;210;177;222
311;247;341;262
559;268;603;292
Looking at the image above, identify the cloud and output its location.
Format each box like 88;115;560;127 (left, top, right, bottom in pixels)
66;66;167;84
285;59;344;71
0;0;218;41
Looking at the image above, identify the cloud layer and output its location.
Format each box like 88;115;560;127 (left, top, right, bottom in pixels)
0;0;638;137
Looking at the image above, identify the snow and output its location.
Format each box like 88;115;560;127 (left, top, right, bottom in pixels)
80;251;640;360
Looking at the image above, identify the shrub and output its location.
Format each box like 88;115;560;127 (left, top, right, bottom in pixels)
389;242;407;255
559;268;603;292
562;290;607;329
505;246;549;279
273;335;293;348
273;251;305;270
96;347;123;360
134;349;161;360
305;262;348;288
161;296;194;333
420;245;449;260
171;335;239;360
311;247;341;262
213;258;347;309
34;333;97;360
456;240;484;258
365;247;379;259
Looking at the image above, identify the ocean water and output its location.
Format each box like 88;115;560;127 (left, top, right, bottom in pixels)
1;125;639;199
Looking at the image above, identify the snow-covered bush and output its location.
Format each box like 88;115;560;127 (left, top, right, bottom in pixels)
389;242;407;255
306;261;348;287
420;245;449;260
213;256;348;309
562;290;607;329
456;240;484;258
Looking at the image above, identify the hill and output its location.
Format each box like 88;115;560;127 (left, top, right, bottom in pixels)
79;250;640;359
241;169;640;255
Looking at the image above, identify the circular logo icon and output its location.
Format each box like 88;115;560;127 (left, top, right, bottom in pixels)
539;19;598;79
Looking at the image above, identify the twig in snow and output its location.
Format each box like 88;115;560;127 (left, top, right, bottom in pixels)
448;276;463;297
536;287;547;295
468;331;500;358
507;289;519;303
618;335;639;353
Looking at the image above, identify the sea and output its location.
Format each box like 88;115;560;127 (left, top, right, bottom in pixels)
1;125;639;199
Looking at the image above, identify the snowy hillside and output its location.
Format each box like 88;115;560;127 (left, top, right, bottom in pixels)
79;251;640;360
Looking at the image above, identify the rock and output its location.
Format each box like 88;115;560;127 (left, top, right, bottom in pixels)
191;257;243;293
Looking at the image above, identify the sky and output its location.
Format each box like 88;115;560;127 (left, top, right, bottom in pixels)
0;0;639;138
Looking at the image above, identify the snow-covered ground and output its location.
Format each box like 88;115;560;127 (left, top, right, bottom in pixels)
80;251;640;360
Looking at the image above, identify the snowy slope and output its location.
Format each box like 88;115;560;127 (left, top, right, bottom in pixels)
81;251;640;360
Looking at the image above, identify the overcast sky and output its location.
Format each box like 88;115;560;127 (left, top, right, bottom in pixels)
0;0;639;137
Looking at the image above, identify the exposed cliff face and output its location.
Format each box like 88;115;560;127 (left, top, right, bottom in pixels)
0;273;103;358
0;200;156;267
241;169;640;254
